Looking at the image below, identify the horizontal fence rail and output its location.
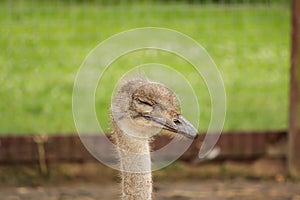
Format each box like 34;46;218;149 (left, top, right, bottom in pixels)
0;131;287;164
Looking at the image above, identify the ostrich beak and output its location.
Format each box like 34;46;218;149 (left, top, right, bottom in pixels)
144;114;198;139
172;115;198;139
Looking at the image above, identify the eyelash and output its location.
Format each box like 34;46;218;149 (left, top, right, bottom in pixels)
137;99;153;106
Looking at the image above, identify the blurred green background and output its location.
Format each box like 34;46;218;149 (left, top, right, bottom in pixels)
0;0;290;134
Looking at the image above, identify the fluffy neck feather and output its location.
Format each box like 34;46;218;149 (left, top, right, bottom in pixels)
112;121;152;200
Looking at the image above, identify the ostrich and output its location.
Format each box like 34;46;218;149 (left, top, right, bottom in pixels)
111;78;198;200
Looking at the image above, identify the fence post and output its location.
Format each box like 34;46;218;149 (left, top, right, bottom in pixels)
289;0;300;178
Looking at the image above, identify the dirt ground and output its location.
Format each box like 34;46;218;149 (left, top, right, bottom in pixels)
1;180;300;200
0;160;299;200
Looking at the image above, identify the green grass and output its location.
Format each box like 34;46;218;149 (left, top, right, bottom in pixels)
0;0;290;134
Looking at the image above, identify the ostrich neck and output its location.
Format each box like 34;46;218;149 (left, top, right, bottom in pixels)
113;123;152;200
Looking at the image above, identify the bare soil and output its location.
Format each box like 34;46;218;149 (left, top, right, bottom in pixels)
0;159;299;200
1;180;300;200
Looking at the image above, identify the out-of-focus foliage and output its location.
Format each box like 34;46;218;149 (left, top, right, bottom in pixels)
0;0;290;134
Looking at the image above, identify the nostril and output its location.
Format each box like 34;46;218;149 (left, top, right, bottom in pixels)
173;118;181;125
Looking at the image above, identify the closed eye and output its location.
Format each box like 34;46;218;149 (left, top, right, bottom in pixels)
132;97;154;114
137;98;153;107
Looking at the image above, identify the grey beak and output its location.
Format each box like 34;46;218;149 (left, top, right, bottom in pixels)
175;115;198;139
144;114;198;139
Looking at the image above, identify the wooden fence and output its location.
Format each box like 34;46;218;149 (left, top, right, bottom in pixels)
0;131;286;164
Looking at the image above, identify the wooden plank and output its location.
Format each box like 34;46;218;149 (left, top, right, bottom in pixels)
243;133;254;156
0;131;287;164
217;133;231;157
17;136;35;162
70;136;86;162
44;135;58;162
0;137;9;162
289;0;300;178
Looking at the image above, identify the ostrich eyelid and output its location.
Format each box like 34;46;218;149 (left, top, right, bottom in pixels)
137;98;153;107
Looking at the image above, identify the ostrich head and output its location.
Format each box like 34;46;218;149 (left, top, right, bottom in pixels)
111;78;198;139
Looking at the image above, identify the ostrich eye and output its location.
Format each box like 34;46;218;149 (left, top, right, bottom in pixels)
137;98;153;106
134;98;153;114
